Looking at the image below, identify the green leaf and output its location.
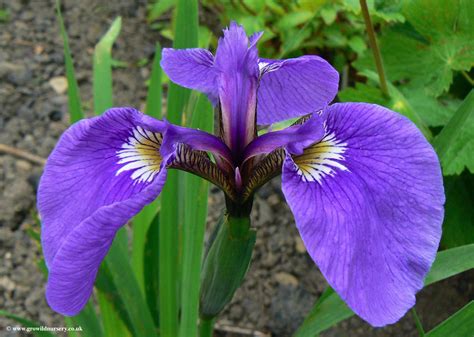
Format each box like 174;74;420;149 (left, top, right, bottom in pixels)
294;244;474;336
338;82;389;106
64;317;80;337
55;0;83;123
293;286;352;337
426;301;474;337
400;89;461;127
342;71;432;139
96;230;133;337
355;0;474;97
348;35;367;55
432;90;474;175
68;302;104;337
320;6;337;25
93;17;121;114
276;11;313;33
0;8;10;22
339;82;461;128
179;94;214;337
159;1;198;336
131;42;162;294
440;172;474;248
0;310;56;337
145;43;163;119
144;213;160;329
148;0;175;22
99;230;157;337
342;0;405;23
403;0;473;40
424;244;474;286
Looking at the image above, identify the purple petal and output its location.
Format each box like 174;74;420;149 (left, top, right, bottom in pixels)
45;172;167;315
38;108;169;315
243;114;324;161
281;103;444;326
137;115;232;165
257;56;339;125
249;31;263;47
161;48;218;104
215;22;259;156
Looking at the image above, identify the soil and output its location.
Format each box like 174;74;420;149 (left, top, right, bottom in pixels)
0;1;472;337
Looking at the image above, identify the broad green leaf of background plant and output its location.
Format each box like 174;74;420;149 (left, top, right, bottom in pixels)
339;83;460;127
340;83;474;176
433;90;474;175
294;244;474;336
355;0;474;97
440;172;474;248
399;89;461;127
339;71;432;139
342;0;405;23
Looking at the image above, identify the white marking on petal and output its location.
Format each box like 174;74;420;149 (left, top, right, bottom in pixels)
258;61;282;76
294;129;349;185
258;61;269;71
116;127;163;184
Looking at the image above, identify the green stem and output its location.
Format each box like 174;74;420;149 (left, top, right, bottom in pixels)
462;71;474;86
411;308;425;337
359;0;389;97
199;317;215;337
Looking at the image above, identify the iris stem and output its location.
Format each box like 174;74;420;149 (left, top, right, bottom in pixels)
359;0;389;97
411;308;425;337
199;317;215;337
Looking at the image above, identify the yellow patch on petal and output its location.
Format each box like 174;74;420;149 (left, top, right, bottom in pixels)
116;126;162;183
293;131;348;185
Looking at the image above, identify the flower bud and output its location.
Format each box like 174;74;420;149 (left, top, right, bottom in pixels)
199;214;256;319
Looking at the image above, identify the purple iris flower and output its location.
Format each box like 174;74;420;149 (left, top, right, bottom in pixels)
38;22;444;326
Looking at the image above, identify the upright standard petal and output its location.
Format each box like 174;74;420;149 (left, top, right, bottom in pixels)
39;108;169;315
281;103;444;326
257;56;339;125
161;48;218;104
215;22;260;158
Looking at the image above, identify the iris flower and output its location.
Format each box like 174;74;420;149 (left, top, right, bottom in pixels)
38;22;444;326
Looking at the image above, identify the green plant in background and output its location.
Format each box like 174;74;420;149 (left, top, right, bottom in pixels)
1;0;474;337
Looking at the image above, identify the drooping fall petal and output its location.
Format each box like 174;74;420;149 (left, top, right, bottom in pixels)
282;103;444;326
38;107;230;315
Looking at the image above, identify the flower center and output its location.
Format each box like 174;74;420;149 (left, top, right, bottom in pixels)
293;131;349;185
116;126;163;184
